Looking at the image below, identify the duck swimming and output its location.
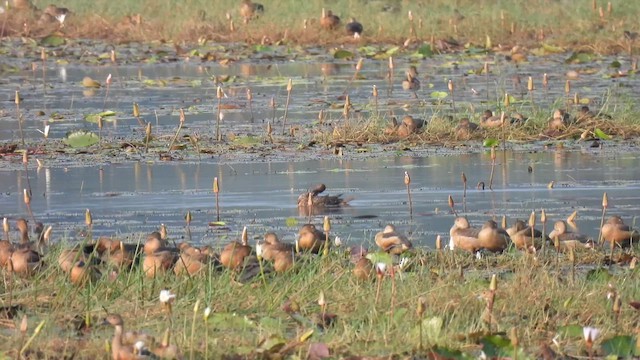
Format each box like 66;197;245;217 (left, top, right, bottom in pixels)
297;183;350;208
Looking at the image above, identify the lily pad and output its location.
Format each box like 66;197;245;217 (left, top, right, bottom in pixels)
84;111;116;123
557;324;583;338
63;130;100;148
365;251;392;265
333;49;354;60
594;128;611;140
417;44;434;57
430;91;448;100
285;217;298;227
483;139;499;147
601;335;636;357
40;35;66;47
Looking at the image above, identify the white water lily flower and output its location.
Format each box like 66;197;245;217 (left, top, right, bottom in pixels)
375;263;386;275
583;326;600;343
448;237;455;251
203;307;212;320
334;236;342;247
159;289;176;304
36;125;50;139
255;242;263;258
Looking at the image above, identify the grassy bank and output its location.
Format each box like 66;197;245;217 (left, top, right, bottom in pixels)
0;234;638;358
0;0;632;53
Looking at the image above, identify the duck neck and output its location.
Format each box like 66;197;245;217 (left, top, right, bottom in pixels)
112;324;124;358
20;230;29;244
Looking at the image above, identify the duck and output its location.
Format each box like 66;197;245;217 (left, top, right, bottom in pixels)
69;260;101;286
396;115;424;137
11;0;35;10
479;110;504;128
7;247;42;276
601;215;639;248
353;257;374;281
103;314;151;360
98;238;140;269
173;244;219;276
38;4;70;26
548;220;593;251
152;328;181;359
455;118;478;140
273;250;294;273
58;246;99;273
0;239;14;268
345;18;363;37
547;109;571;130
506;219;548;250
239;0;264;24
374;224;413;254
261;233;295;261
449;217;482;253
142;237;178;278
402;66;420;94
477;220;511;253
220;237;252;270
297;183;350;208
15;218;34;248
297;224;328;253
320;8;340;30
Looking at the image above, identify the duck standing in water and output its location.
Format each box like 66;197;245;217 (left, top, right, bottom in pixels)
375;224;413;255
297;183;351;209
402;66;420;98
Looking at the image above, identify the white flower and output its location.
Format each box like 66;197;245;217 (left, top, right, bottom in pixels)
203;307;212;320
583;326;600;343
134;341;146;354
255;242;263;258
334;236;342;247
36;125;50;138
375;263;386;275
448;237;455;251
159;290;176;304
106;74;112;85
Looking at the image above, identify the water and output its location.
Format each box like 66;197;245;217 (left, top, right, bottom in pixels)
1;150;639;247
0;53;637;142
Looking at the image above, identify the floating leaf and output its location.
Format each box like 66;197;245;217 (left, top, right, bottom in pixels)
479;335;512;358
285;217;298;227
541;43;565;54
209;313;255;330
594;128;611;140
40;35;65;47
233;136;261;146
209;221;227;227
63;130;100;148
483;139;499;147
602;335;635;357
417;44;433;57
565;52;594;64
430;91;448;100
82;77;101;88
84;111;116;123
254;45;273;53
333;49;354;60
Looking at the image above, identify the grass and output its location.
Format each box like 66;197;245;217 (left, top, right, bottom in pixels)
0;232;639;358
0;0;633;54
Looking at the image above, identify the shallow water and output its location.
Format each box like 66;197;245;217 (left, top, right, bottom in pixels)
1;150;639;247
0;52;637;142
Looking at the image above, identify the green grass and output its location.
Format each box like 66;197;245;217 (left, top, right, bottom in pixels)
1;235;639;358
12;0;638;53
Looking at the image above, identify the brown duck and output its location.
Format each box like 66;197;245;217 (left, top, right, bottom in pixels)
320;8;340;30
297;183;350;208
506;219;548;250
548;220;593;251
239;0;264;23
374;224;413;254
220;237;252;270
297;224;329;253
601;215;639;248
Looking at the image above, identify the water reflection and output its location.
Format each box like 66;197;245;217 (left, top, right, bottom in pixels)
1;150;639;246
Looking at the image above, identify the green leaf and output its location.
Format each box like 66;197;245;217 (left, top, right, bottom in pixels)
333;49;354;60
602;336;635;357
430;91;448;100
424;316;444;341
209;221;226;226
254;45;273;53
541;43;565;54
84;111;116;123
479;335;511;358
386;46;400;55
594;128;611;140
233;135;261;146
417;44;433;57
557;324;583;338
565;52;594;64
40;35;65;47
63;130;100;148
483;139;499;147
285;217;298;227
